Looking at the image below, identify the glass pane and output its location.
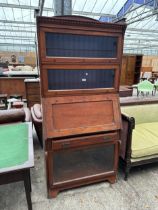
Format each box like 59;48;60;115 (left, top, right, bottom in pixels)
45;32;118;58
53;144;114;183
48;69;115;90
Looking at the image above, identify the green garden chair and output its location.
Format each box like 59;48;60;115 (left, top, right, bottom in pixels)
154;80;158;93
137;80;155;96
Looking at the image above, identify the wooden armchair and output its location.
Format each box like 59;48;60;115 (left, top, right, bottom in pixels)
120;104;158;180
31;104;43;148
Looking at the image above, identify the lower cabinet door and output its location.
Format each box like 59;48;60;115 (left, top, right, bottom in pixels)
46;139;119;187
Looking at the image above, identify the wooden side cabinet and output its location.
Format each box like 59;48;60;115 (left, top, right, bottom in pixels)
24;79;41;108
37;15;126;198
120;54;143;85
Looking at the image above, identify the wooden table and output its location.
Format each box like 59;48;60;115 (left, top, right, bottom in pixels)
0;76;38;99
119;86;133;97
0;122;34;210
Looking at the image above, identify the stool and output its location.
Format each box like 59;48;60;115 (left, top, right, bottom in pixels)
10;95;23;101
12;101;24;109
0;94;8;110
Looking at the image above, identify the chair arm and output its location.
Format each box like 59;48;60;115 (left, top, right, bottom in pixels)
120;113;135;161
31;105;43;147
121;113;135;129
0;109;25;124
31;104;42;123
23;107;31;122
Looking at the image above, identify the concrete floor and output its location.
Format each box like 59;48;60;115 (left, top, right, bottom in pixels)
0;130;158;210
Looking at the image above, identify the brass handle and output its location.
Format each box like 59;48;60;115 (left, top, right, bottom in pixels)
103;136;111;141
62;142;70;148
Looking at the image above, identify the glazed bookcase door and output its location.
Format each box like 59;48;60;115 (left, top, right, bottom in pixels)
37;17;125;65
40;65;120;97
39;30;123;63
45;32;118;58
47;69;115;90
46;140;119;188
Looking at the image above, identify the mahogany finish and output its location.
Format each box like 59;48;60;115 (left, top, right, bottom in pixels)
42;94;121;138
37;15;126;198
25;80;41;108
120;54;143;85
0;77;26;98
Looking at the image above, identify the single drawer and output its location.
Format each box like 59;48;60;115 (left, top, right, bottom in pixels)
52;132;119;151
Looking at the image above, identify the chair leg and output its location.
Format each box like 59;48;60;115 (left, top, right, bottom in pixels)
28;171;32;192
124;164;131;181
153;89;156;96
24;170;32;210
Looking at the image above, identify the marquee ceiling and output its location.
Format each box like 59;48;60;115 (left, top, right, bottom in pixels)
0;0;158;55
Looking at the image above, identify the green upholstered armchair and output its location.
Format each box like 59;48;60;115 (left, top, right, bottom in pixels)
120;104;158;180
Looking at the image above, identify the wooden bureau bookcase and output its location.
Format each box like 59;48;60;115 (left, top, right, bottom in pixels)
37;16;126;198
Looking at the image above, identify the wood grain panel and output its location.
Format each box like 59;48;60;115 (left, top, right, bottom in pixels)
42;94;121;138
52;101;113;130
27;95;40;101
25;81;41;108
0;78;26;98
126;56;136;85
120;55;142;85
120;56;127;85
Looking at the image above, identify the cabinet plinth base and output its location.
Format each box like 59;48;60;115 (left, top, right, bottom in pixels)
48;189;59;198
108;176;117;184
47;175;117;199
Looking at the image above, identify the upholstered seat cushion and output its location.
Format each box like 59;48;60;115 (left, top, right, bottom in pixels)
132;122;158;158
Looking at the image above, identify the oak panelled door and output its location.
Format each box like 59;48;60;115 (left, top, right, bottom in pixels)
37;15;126;198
